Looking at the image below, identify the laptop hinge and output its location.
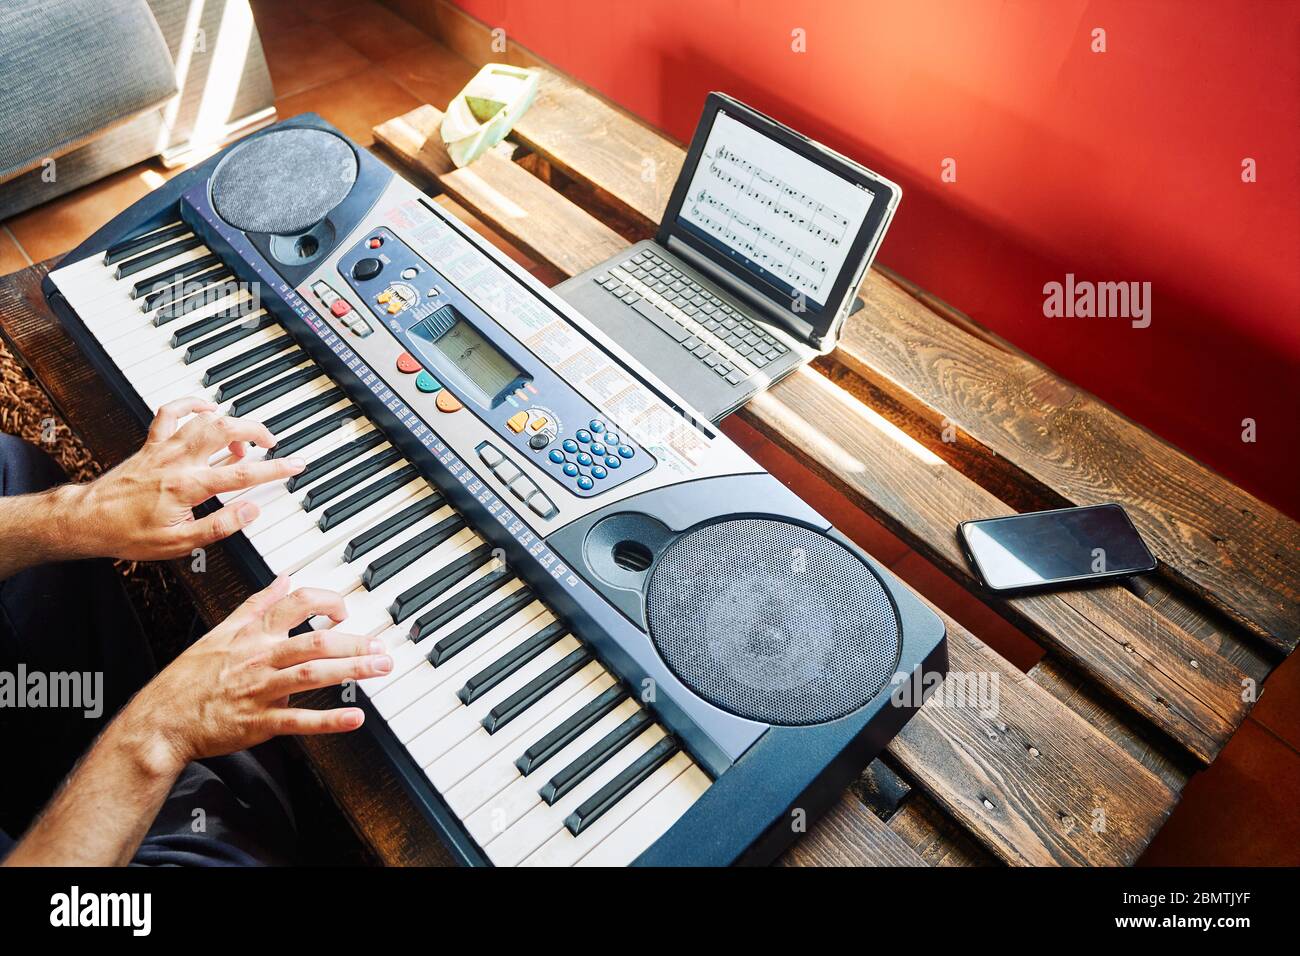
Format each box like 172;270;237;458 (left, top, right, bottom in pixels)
661;235;822;347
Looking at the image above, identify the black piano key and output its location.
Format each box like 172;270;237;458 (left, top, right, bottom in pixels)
265;405;361;459
116;236;203;281
482;647;593;734
427;588;536;667
103;221;186;265
301;446;402;511
134;252;221;301
318;464;420;532
564;736;681;836
516;685;630;776
363;512;467;591
170;304;256;347
286;431;383;492
202;334;293;387
343;495;445;563
392;543;492;626
408;561;510;638
260;387;344;432
539;710;653;805
229;364;325;417
183;313;275;363
143;265;230;311
458;620;567;705
153;275;241;325
215;350;309;402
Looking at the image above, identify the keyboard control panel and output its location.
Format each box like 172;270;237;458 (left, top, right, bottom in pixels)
335;227;656;499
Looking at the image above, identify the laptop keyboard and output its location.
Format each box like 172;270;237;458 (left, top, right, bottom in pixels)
593;249;789;386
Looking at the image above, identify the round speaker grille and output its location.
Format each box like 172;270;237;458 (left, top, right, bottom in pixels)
211;128;357;235
646;519;901;725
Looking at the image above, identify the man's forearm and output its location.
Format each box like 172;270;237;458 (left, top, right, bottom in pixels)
0;483;92;579
3;705;182;866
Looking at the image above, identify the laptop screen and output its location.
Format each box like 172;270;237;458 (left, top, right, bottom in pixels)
672;108;877;312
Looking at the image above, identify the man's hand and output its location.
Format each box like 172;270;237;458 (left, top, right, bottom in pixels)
62;397;306;561
117;576;388;777
5;578;386;866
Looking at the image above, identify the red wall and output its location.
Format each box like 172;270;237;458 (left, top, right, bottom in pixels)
454;0;1300;517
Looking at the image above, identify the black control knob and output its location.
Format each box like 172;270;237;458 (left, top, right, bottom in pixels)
352;257;383;281
529;432;551;450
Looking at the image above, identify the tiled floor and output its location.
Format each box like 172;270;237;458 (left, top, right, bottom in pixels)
1;0;1295;867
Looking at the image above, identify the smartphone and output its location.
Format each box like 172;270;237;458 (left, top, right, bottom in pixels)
958;503;1157;593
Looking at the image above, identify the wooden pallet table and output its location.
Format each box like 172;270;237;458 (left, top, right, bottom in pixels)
1;39;1295;867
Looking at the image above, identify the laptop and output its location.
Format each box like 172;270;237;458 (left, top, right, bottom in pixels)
557;92;902;422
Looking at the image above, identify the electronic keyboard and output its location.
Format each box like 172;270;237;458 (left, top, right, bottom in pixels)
43;115;947;866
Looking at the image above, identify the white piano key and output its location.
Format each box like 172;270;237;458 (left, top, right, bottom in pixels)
244;376;335;428
399;631;584;764
434;667;614;813
365;599;546;719
99;286;251;348
331;525;480;637
103;305;258;375
461;695;641;847
71;244;209;300
286;489;443;593
260;481;432;577
136;327;288;407
521;751;695;867
246;454;411;557
364;574;529;692
368;605;549;729
228;426;379;513
573;764;712;867
479;725;666;866
376;552;500;651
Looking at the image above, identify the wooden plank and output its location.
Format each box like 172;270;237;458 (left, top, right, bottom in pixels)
374;105;627;278
509;70;682;233
0;265;453;868
776;792;928;867
1028;658;1192;794
742;367;1249;764
887;793;996;867
887;601;1176;866
833;273;1300;653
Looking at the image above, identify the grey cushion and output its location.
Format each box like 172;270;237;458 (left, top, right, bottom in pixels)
0;0;177;182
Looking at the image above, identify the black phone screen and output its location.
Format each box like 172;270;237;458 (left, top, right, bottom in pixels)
960;503;1156;591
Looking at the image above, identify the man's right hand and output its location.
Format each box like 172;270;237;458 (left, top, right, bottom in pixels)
116;577;392;777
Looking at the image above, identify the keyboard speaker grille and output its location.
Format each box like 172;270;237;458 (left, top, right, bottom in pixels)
645;519;901;726
211;128;357;236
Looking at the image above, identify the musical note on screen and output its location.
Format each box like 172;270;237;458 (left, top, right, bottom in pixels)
677;111;875;306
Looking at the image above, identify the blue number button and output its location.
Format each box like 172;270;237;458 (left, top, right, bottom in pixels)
576;475;594;490
591;465;608;479
589;420;605;433
617;445;635;459
563;463;579;477
548;449;565;464
562;439;579;453
604;455;621;469
604;433;620;445
576;429;592;443
590;442;606;456
576;452;592;466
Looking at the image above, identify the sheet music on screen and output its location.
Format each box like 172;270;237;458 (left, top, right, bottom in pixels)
676;110;875;309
